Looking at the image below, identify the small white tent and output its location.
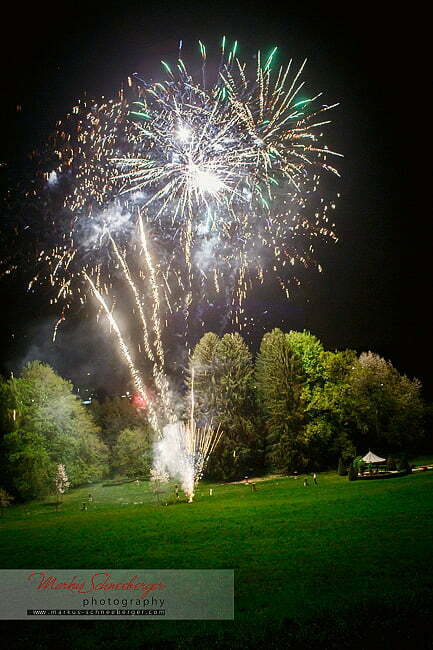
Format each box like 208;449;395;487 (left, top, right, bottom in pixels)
362;451;386;463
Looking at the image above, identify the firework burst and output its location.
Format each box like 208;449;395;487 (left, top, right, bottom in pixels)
2;39;342;443
45;39;341;333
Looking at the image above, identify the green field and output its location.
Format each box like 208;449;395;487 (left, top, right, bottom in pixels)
1;471;433;648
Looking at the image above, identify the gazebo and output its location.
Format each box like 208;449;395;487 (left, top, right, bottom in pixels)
362;450;386;475
362;451;386;464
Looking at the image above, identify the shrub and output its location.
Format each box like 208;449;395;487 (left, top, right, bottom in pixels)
398;457;412;474
353;456;365;473
0;488;14;517
338;457;347;476
396;454;411;472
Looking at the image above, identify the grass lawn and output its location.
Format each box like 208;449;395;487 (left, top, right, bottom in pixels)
1;471;433;648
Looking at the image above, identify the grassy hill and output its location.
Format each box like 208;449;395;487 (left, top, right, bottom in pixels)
1;470;433;648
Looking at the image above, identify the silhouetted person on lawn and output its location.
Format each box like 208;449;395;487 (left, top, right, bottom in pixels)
313;473;318;486
175;485;180;500
303;477;309;487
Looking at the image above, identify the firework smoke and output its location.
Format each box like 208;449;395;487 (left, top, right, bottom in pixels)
154;420;221;501
152;368;221;500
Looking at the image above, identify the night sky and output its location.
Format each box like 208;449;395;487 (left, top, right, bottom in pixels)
0;1;431;397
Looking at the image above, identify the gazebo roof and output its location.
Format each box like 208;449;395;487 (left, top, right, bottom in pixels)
362;451;386;463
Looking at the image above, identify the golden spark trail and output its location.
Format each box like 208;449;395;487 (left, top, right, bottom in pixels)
106;229;155;363
138;215;174;423
84;270;161;433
